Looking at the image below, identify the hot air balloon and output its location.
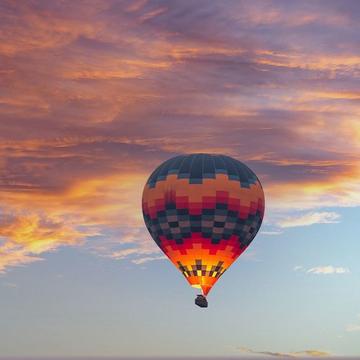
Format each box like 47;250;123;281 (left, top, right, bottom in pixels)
142;154;265;307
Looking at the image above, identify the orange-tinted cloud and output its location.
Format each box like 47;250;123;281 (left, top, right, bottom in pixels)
0;213;86;272
0;0;359;271
239;346;331;357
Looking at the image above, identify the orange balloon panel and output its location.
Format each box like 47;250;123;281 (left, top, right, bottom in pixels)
142;154;265;295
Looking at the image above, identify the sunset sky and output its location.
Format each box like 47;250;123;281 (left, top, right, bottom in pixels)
0;0;359;357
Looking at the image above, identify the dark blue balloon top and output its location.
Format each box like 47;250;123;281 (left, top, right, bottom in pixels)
147;153;259;188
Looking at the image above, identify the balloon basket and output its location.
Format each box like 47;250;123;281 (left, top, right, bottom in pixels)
195;294;208;308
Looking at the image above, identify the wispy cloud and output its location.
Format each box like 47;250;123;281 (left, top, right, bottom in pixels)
293;265;304;272
0;214;87;273
346;324;360;332
294;265;350;275
260;230;283;235
278;212;341;228
239;346;331;357
346;314;360;332
307;266;350;275
131;255;167;265
0;171;152;272
1;282;17;288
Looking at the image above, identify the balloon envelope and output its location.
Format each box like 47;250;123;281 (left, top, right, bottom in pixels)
142;154;265;295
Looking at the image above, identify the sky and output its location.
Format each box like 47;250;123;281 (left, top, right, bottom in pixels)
0;0;359;357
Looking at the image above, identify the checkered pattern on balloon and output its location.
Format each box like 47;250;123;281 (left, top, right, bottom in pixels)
142;154;265;295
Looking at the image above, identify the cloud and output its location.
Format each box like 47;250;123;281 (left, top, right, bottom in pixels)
241;250;262;262
2;282;17;288
260;230;283;235
346;314;360;332
278;212;341;228
0;1;359;272
110;248;152;260
295;350;331;357
294;265;350;275
239;346;331;357
293;265;304;272
346;324;360;332
0;214;84;252
0;170;157;272
0;213;89;273
131;255;167;265
307;266;350;275
0;1;107;55
96;227;163;265
0;248;43;274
